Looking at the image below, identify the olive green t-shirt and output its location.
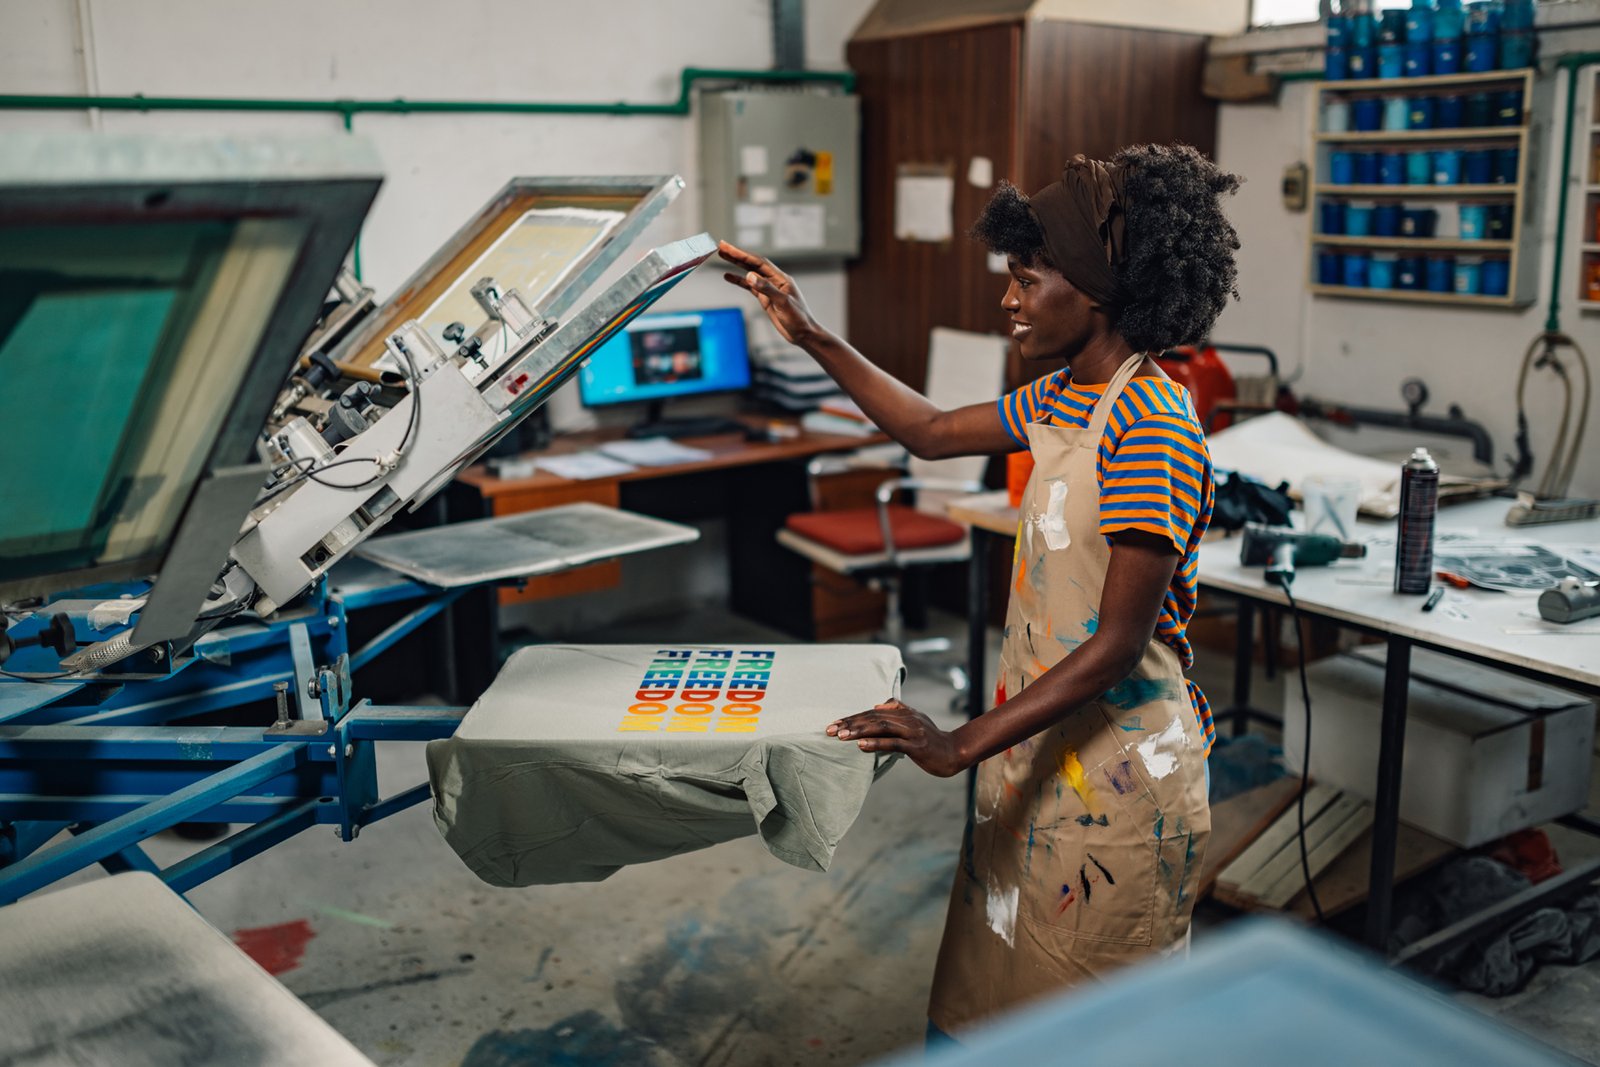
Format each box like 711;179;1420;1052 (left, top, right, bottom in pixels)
427;643;905;886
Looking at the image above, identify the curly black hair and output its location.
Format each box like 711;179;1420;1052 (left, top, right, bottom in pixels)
970;144;1242;353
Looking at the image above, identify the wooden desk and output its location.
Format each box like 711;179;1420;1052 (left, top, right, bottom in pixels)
453;416;891;631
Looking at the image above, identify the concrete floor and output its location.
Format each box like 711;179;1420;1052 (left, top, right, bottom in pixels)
34;605;1600;1065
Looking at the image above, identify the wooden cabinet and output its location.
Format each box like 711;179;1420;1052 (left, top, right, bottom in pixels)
845;15;1218;394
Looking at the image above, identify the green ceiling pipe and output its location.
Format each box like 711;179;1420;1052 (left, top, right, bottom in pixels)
0;67;854;121
0;67;855;284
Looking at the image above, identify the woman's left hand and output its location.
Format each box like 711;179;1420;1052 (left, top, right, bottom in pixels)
827;700;969;778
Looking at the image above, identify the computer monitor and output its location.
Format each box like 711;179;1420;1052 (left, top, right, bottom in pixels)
577;307;752;437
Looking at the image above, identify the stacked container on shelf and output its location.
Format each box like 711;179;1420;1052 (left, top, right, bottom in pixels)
1326;0;1536;82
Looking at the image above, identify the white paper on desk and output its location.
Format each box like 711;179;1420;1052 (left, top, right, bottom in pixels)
1209;413;1406;517
596;437;714;467
534;451;637;479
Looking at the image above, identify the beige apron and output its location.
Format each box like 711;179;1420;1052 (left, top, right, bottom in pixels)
928;354;1211;1033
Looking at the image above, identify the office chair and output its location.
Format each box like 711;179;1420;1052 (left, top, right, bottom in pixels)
776;329;1009;693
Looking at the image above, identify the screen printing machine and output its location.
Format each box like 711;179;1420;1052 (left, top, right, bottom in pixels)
0;133;726;1059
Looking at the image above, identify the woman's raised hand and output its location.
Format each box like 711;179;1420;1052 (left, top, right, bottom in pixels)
719;240;824;347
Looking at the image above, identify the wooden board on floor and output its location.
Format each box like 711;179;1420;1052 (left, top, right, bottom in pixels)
1198;777;1304;898
1286;823;1458;920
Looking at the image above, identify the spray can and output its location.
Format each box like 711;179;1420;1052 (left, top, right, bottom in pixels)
1395;447;1440;594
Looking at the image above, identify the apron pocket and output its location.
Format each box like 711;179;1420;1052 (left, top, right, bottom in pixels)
1018;835;1156;948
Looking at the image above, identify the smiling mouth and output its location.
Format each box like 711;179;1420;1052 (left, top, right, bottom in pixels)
1011;321;1032;340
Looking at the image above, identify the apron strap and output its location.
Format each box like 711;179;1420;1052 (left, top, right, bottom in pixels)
1086;353;1148;442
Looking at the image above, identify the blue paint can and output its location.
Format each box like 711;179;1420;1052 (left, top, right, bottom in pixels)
1500;31;1535;69
1326;46;1349;80
1383;96;1410;130
1379;152;1406;185
1502;0;1535;31
1343;252;1371;288
1465;33;1499;72
1404;43;1431;78
1318;251;1343;285
1465;92;1493;126
1355;152;1382;184
1320;199;1347;235
1437;94;1465;128
1348;11;1376;48
1379;10;1407;44
1408;95;1436;129
1398;256;1424;289
1482;257;1510;295
1458;203;1489;240
1496;88;1525;125
1346;201;1375;236
1369;253;1399;289
1433;149;1463;184
1465;1;1501;36
1486;203;1513;240
1327;13;1349;49
1493;146;1519;182
1427;255;1456;291
1374;203;1403;236
1322;100;1352;131
1455;256;1483;294
1407;150;1433;184
1348;45;1377;79
1406;3;1434;43
1463;149;1493;184
1379;44;1406;79
1434;0;1465;40
1330;151;1356;185
1401;207;1438;237
1433;39;1462;74
1353;97;1384;131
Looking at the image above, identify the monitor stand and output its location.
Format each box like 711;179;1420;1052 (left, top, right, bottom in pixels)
625;401;746;440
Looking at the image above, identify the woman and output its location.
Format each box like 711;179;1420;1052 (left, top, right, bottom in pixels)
722;144;1241;1036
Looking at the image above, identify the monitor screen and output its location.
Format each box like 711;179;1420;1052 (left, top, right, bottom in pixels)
577;307;750;408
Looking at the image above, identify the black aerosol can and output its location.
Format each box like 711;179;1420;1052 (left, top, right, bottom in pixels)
1395;447;1439;594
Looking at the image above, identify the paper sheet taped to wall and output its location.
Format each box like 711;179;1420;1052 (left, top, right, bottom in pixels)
895;166;954;242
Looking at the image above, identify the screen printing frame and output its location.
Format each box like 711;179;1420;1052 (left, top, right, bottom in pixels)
328;176;685;372
575;305;754;411
0;134;381;608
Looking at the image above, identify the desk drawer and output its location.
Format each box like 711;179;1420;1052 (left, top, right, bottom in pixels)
492;483;622;604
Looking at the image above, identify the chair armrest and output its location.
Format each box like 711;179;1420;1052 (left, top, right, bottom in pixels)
804;449;909;509
872;477;984;565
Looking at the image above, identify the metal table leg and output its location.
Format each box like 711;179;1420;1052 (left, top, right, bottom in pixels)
1231;599;1255;738
1366;635;1412;952
966;528;989;723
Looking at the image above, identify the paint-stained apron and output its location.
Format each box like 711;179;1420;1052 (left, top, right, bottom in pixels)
927;353;1211;1034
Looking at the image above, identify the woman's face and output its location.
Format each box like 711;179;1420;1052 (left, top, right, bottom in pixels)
1002;257;1097;363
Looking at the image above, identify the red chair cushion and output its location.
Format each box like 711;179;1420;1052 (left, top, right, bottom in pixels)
785;505;966;556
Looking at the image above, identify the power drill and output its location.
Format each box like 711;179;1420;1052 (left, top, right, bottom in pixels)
1239;523;1367;587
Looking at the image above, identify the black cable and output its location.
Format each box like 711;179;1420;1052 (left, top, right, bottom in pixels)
1282;582;1328;926
257;340;424;498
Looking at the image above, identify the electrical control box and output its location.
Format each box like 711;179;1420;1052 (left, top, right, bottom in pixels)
699;90;859;262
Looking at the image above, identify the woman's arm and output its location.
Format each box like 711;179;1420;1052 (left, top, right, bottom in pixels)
828;530;1182;776
720;241;1015;460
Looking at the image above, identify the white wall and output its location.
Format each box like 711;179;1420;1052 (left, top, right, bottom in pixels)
1211;31;1600;501
0;0;877;430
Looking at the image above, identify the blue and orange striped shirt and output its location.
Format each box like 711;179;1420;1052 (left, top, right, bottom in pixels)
997;370;1216;754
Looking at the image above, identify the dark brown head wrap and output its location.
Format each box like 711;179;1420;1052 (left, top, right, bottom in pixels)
1026;155;1128;309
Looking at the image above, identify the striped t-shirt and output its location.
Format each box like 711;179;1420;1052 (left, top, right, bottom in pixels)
997;370;1216;754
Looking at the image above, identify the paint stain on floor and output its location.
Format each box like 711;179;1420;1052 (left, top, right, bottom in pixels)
232;918;315;976
460;1010;663;1067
